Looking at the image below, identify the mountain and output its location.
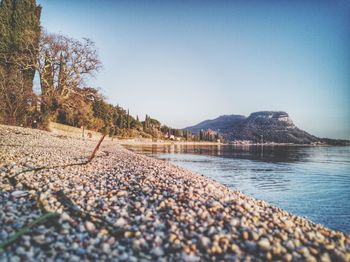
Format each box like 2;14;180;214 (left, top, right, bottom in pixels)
185;114;246;134
185;111;348;145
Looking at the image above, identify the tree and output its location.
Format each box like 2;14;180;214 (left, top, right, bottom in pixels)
37;32;101;96
0;0;41;87
40;51;54;95
0;0;12;58
0;64;36;124
0;0;41;125
56;87;99;128
127;109;130;129
0;32;40;124
36;32;102;124
11;0;41;92
199;130;204;140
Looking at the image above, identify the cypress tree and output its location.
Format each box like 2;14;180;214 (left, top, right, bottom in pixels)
143;114;147;132
127;109;130;129
0;0;41;90
57;53;67;96
41;51;53;95
0;0;41;125
0;0;12;64
12;0;41;92
119;115;123;129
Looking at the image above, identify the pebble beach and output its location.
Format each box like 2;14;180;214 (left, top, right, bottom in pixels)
0;124;349;261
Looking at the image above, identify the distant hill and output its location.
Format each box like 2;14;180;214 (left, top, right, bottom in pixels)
185;111;349;145
185;114;246;134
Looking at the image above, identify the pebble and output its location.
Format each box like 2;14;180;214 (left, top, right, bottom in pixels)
151;247;164;257
76;248;86;256
245;241;257;252
320;252;331;262
283;253;293;262
115;217;127;227
15;247;26;256
11;191;28;198
305;255;317;262
85;221;96;232
182;253;200;262
132;239;141;251
117;190;128;197
33;234;45;245
285;240;295;250
102;243;110;253
242;231;249;240
199;236;210;249
61;212;71;221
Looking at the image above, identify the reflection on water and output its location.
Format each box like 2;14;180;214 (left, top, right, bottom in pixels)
125;144;350;234
129;144;312;162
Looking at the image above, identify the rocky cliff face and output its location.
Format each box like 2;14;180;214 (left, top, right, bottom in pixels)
226;111;318;144
185;111;321;144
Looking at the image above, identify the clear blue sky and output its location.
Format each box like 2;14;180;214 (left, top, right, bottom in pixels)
37;0;350;139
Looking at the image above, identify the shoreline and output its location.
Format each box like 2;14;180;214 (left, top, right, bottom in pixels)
117;140;222;146
118;140;338;147
1;124;349;261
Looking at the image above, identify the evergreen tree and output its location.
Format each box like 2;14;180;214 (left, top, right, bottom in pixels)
57;53;67;96
143;114;148;131
14;0;41;91
127;109;130;129
0;0;41;90
0;0;12;64
40;51;53;95
0;0;41;124
119;114;123;129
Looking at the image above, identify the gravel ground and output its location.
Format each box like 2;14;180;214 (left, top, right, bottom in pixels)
0;124;349;262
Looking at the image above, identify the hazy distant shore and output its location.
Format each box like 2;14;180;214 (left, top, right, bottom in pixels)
117;138;222;146
117;138;336;147
1;125;349;261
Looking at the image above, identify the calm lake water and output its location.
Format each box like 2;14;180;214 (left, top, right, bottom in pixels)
125;144;350;234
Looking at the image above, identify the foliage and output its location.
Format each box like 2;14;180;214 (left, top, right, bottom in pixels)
0;64;36;124
0;0;41;125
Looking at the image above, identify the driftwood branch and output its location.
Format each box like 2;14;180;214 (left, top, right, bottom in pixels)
87;134;106;163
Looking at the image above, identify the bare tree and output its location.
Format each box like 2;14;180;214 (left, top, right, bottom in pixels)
38;31;101;98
